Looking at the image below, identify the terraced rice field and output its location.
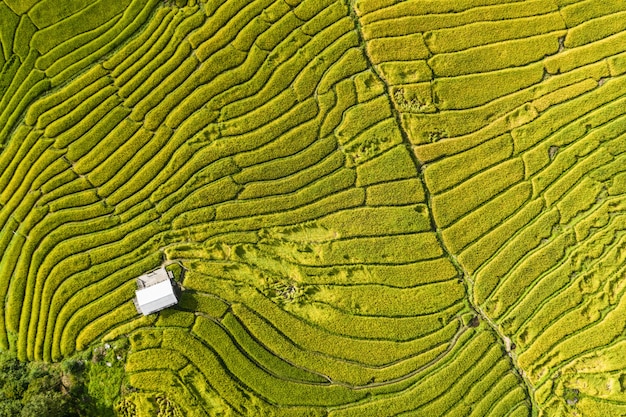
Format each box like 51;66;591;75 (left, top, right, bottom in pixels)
1;0;626;415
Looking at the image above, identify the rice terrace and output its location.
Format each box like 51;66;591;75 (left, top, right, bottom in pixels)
0;0;625;415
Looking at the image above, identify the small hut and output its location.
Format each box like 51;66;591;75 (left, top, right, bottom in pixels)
134;268;178;316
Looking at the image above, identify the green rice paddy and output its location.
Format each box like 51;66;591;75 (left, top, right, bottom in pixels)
1;0;626;415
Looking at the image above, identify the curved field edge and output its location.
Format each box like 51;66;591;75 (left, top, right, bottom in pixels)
1;0;625;416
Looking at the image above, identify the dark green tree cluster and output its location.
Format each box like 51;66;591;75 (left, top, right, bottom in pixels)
0;353;90;417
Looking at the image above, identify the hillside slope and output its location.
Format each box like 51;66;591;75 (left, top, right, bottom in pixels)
1;0;626;415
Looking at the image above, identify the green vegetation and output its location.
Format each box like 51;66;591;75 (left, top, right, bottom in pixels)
0;0;625;416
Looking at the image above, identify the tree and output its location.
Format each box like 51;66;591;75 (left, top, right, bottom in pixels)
21;392;68;417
